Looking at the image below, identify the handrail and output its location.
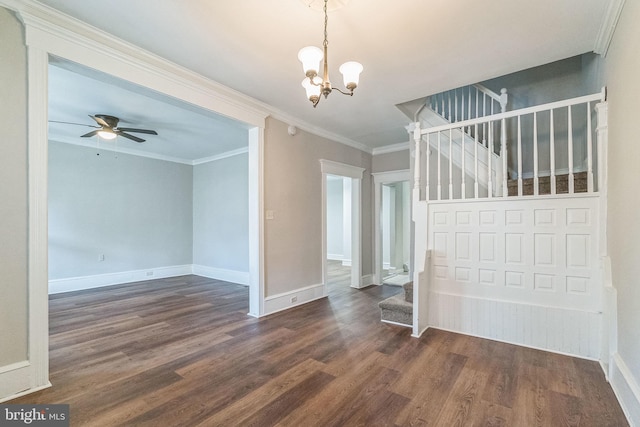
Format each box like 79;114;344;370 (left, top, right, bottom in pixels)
421;90;605;136
474;83;502;103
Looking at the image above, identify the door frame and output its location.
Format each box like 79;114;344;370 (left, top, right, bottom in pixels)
320;160;365;290
11;5;270;398
373;170;410;285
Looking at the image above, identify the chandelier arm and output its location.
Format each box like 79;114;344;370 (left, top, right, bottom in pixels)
313;95;321;108
333;87;354;96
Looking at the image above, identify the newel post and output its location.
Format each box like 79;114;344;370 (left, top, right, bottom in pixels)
499;88;508;113
412;122;422;195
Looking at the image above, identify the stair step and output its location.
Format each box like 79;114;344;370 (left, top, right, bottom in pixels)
378;293;413;326
403;281;413;303
507;172;588;196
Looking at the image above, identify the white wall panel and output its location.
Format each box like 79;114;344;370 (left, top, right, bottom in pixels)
426;196;601;359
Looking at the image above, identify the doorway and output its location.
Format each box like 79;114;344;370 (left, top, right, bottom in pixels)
320;159;364;293
373;170;411;286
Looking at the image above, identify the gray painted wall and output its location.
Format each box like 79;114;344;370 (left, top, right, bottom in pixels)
372;149;410;173
48;141;193;279
604;0;640;395
264;117;373;296
0;6;28;367
193;153;249;272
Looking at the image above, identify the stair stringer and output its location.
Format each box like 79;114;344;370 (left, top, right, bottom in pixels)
418;107;503;196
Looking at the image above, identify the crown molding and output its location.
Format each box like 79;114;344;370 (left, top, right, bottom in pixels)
594;0;626;56
192;147;249;165
372;141;410;156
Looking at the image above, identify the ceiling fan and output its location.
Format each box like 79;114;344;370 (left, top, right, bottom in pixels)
50;114;158;143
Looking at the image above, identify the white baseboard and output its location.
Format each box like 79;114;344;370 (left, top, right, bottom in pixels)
48;265;193;294
0;361;52;403
327;253;344;261
381;319;412;328
263;283;326;316
192;264;250;286
341;259;352;267
610;353;640;426
359;274;375;288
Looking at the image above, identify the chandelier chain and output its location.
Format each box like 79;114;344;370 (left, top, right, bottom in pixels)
323;0;328;47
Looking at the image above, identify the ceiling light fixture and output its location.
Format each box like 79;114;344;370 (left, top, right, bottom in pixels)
97;129;117;140
298;0;363;107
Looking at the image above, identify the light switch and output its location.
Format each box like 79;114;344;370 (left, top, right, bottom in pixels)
266;210;275;220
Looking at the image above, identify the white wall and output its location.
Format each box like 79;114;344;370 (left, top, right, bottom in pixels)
603;0;640;423
326;176;344;260
48;141;194;281
193;152;249;275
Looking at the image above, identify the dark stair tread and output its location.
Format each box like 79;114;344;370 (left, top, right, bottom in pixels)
507;172;588;196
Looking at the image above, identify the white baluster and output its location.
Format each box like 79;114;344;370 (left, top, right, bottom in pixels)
413;122;421;194
425;133;431;198
587;102;594;192
461;127;466;199
502;117;507;197
449;128;453;199
441;93;445;118
517;115;523;196
455;89;458;122
467;86;472;131
448;92;452;122
488;124;493;198
474;124;479;198
534;112;539;196
500;88;508;113
568;105;574;194
550;109;556;195
437;131;442;200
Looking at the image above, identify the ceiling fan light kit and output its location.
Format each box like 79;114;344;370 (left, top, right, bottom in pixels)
298;0;362;107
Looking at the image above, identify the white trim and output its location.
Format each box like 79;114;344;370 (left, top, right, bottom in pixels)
327;253;344;261
594;0;626;56
50;138;249;166
0;382;51;404
610;353;640;426
192;265;250;286
320;159;365;179
48;265;193;294
381;319;412;328
373;170;411;286
247;126;265;317
263;284;326;316
192;147;249;165
360;274;375;288
372;141;410;156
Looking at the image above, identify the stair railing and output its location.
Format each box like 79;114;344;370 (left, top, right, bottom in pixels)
413;88;607;201
428;84;508;146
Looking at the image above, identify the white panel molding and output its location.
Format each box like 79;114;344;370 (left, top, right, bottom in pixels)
48;265;194;294
424;196;602;358
263;284;326;316
610;353;640;426
192;265;250;286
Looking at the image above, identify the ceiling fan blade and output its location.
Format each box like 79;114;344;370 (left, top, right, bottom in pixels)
116;128;158;135
116;131;145;143
89;114;110;128
80;130;99;138
49;120;100;128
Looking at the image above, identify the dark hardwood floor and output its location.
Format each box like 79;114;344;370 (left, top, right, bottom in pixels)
12;274;628;426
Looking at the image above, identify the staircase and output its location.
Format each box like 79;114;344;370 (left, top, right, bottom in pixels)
378;281;413;327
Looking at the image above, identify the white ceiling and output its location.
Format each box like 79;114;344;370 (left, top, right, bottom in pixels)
39;0;611;154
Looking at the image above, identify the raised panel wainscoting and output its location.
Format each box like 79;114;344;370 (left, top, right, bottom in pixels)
427;196;601;359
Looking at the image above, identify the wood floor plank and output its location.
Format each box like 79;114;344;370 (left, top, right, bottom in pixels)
9;270;629;426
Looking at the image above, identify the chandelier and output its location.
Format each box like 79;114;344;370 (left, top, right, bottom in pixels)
298;0;363;107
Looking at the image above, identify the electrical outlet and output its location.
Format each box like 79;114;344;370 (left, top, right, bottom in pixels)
290;296;297;303
146;271;154;277
98;254;105;262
